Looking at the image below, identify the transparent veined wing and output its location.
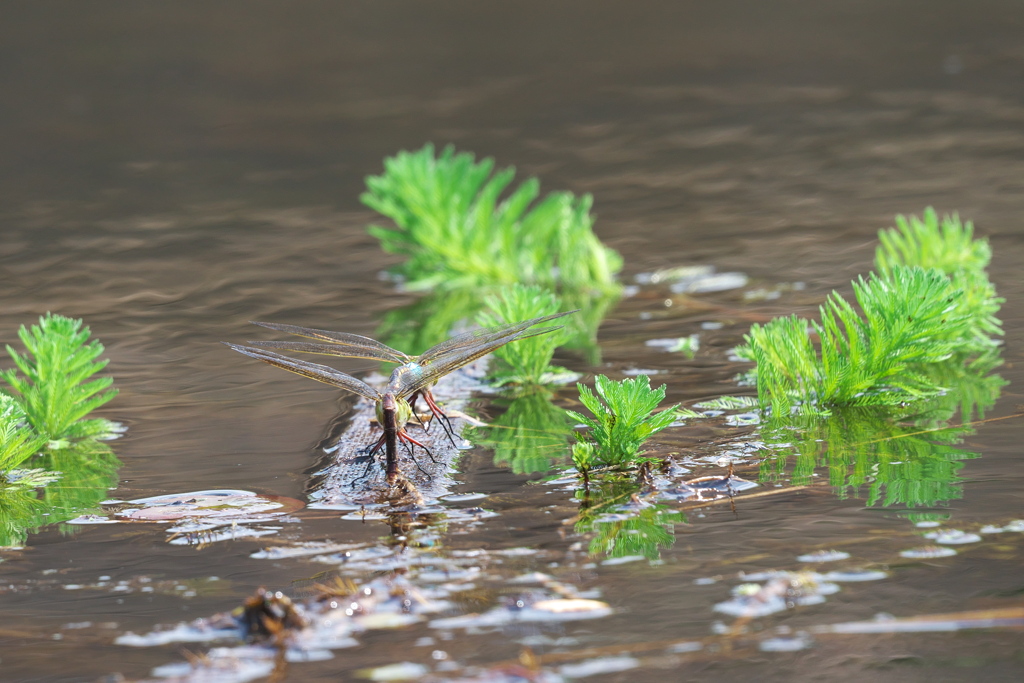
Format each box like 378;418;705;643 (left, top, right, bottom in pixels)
244;340;409;363
250;321;410;363
388;315;576;399
417;310;578;364
224;343;382;402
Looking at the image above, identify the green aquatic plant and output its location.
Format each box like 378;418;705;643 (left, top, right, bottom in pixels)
1;314;118;444
743;266;976;417
476;285;570;386
362;144;622;293
363;145;622;364
469;387;572;475
568;374;678;470
876;208;992;279
0;395;47;475
571;441;597;484
875;208;1002;350
740;210;1002;417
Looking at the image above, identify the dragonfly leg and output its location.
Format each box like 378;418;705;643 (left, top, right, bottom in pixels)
422;391;458;449
349;450;382;483
408;451;432;479
393;431;432;479
408;394;430;431
364;433;387;456
398;430;438;464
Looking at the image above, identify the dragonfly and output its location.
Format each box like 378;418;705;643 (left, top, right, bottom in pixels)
225;310;576;480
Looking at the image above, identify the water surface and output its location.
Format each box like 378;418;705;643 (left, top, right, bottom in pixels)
2;3;1024;681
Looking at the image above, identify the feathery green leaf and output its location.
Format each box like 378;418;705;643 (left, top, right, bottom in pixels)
1;314;118;442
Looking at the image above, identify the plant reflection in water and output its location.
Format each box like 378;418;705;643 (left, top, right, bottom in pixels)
574;479;684;562
0;439;121;547
758;352;1005;508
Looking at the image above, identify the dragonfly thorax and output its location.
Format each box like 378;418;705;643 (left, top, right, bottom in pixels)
388;362;424;389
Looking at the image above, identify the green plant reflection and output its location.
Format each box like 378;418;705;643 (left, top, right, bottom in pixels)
758;355;1005;508
376;286;618;365
467;386;571;475
574;479;684;561
0;440;121;547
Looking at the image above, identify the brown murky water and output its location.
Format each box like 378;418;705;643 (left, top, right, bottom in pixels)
3;2;1024;681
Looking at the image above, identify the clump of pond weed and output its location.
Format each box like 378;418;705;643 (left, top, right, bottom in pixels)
739;209;1002;417
475;284;572;387
0;395;47;477
875;207;1002;350
362;144;622;293
0;314;122;546
568;375;678;479
2;313;119;445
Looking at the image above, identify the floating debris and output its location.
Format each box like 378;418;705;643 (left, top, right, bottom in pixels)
116;621;240;647
67;490;305;546
429;598;612;630
818;606;1024;634
149;648;277;683
796;550;851;563
899;545;958;559
635;265;750;294
685;474;758;495
645;334;699;356
821;570;888;582
714;572;839;618
622;368;665;376
923;529;982;545
725;412;759;426
115;490;301;521
600;555;646;566
759;634;812;652
634;265;715;286
743;282;804;302
65;515;119;525
558;656;639;678
236;587;307;643
439;493;489;502
250;541;366;560
357;662;430;681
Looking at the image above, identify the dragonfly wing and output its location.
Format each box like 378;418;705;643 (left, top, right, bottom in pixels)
418;310;578;364
245;340;407;363
389;320;571;399
225;343;382;401
250;322;410;363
